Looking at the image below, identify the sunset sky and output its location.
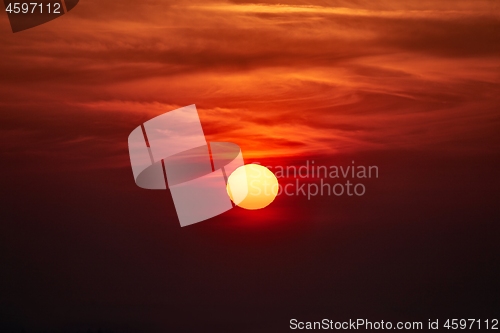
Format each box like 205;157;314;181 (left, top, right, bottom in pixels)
0;1;499;331
1;0;499;160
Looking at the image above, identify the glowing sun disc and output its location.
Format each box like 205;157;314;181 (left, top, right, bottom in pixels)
227;164;278;210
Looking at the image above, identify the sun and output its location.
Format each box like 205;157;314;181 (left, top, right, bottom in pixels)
226;164;279;210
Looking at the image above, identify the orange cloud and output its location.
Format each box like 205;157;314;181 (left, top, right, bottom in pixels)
0;0;498;165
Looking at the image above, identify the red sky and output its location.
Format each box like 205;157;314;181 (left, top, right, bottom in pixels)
0;1;499;331
1;0;498;161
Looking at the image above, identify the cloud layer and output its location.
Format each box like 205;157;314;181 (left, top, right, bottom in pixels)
0;0;498;161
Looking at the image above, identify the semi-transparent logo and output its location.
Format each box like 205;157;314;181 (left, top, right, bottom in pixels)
128;105;250;227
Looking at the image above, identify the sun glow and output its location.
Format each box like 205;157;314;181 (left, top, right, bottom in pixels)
227;164;279;210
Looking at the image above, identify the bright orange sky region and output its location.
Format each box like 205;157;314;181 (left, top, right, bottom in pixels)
0;0;498;164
